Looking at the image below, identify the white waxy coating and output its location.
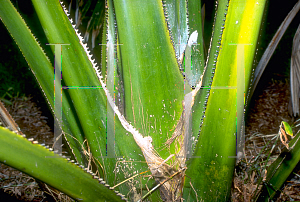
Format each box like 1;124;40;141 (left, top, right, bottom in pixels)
187;30;198;47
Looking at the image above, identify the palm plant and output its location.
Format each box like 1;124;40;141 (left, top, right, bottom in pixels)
1;0;300;201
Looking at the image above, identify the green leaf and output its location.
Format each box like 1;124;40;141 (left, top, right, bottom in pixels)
164;0;189;58
30;1;108;169
184;0;267;200
0;0;88;166
0;127;125;201
0;1;152;199
113;0;185;159
186;0;205;86
254;130;300;201
282;121;293;136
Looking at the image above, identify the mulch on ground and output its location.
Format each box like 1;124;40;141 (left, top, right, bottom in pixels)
232;79;300;201
0;96;72;201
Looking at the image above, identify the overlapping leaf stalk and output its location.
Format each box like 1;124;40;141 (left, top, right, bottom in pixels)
0;0;268;201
